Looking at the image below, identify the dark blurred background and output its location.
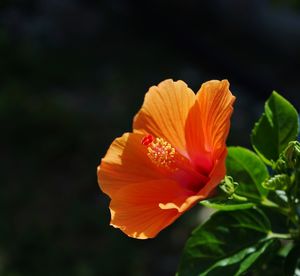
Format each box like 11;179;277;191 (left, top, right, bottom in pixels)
2;0;300;275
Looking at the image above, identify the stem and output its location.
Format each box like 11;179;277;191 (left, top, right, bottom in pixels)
230;193;248;202
267;232;292;240
261;197;280;208
260;197;290;216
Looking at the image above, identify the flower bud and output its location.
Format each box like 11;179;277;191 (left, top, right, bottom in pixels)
219;176;239;196
262;174;290;191
275;141;300;171
284;141;300;169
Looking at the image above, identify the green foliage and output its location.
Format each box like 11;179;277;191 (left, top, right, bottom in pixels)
251;91;299;165
252;254;285;276
226;146;269;199
284;244;300;276
177;209;278;276
178;92;300;276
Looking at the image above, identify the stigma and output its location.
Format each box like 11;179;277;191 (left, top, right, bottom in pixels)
141;135;176;169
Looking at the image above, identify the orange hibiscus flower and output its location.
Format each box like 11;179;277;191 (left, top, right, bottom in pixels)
97;79;235;239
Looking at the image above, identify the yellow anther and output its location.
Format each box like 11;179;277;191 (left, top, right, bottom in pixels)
146;137;176;169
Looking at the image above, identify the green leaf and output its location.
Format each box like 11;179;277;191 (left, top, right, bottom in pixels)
226;147;269;199
284;244;300;276
202;239;279;276
200;198;255;211
251;91;299;165
177;209;274;276
236;239;279;275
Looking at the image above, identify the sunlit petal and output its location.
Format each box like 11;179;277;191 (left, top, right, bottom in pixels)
133;79;195;155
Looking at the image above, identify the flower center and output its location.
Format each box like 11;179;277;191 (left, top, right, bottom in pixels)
141;135;176;169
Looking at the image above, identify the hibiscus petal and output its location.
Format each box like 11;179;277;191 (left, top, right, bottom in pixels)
133;79;195;154
185;80;235;173
197;148;227;197
98;133;163;198
109;179;195;239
